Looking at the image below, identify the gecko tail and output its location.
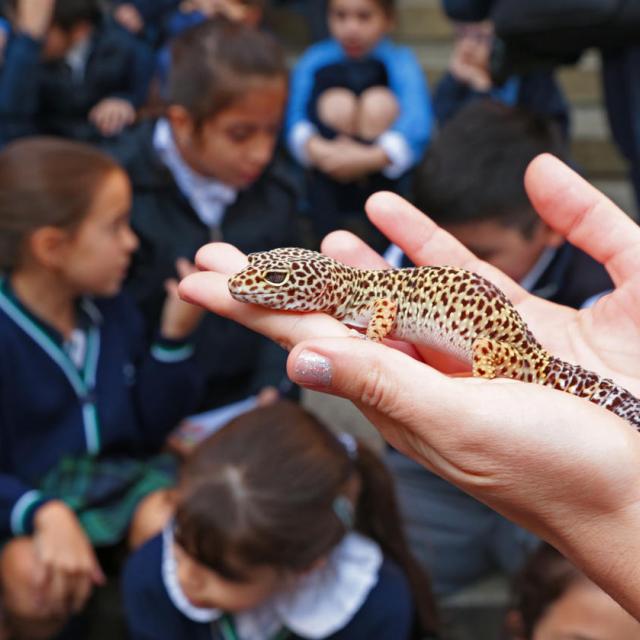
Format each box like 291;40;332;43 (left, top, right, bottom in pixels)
544;357;640;430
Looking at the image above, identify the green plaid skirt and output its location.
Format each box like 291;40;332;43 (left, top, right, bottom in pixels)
38;453;178;547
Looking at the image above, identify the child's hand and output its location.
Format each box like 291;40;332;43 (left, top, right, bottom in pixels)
88;98;136;137
15;0;56;40
33;501;105;616
113;3;145;34
318;137;388;182
449;22;493;92
161;258;205;340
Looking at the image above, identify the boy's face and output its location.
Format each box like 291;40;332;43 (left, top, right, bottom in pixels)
172;76;287;189
443;219;563;284
328;0;392;59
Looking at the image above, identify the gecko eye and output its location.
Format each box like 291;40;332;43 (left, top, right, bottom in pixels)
264;271;288;285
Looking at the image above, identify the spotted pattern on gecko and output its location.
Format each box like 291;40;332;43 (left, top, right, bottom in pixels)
228;248;640;429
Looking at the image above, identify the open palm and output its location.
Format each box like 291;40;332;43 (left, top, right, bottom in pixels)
317;154;640;393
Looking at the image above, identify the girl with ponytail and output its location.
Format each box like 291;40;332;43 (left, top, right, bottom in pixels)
123;400;440;639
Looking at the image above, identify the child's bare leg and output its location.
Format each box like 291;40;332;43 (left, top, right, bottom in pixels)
316;88;358;137
0;538;68;639
128;489;176;550
356;86;399;140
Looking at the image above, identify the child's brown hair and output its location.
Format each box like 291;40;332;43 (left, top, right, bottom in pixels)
0;136;123;270
329;0;395;16
167;17;286;130
174;400;439;636
510;543;583;639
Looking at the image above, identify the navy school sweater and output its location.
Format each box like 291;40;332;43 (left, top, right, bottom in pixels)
122;533;415;640
0;280;202;538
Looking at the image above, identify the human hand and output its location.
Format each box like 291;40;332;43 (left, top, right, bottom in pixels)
15;0;55;40
88;98;136;137
160;258;205;340
311;136;388;182
449;21;494;92
33;501;105;616
179;154;640;616
113;3;145;34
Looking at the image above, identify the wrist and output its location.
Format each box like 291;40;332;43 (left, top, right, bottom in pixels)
33;500;72;531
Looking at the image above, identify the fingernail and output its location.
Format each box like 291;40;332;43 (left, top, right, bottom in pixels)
293;350;332;387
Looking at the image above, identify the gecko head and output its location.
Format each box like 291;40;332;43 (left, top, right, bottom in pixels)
228;247;342;311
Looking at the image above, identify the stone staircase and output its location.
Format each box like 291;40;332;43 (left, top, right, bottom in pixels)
269;0;636;215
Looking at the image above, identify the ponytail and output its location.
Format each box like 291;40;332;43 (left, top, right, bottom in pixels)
352;443;440;637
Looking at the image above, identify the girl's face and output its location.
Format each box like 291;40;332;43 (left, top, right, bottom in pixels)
533;579;640;640
174;543;283;612
328;0;392;59
57;170;138;297
175;76;287;189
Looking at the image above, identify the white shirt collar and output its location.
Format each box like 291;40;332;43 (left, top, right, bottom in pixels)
153;119;238;229
161;526;382;639
64;36;92;83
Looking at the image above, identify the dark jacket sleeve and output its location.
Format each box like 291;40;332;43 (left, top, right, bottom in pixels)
116;295;203;451
433;72;479;125
102;25;155;108
0;33;41;140
122;534;205;640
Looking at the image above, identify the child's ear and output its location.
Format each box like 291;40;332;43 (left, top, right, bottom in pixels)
167;105;197;148
29;226;71;270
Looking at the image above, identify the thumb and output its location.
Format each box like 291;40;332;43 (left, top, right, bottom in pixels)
286;338;477;458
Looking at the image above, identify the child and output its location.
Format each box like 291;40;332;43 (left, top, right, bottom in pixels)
111;18;300;420
506;543;640;639
123;401;440;639
0;137;203;638
411;100;612;307
285;0;433;251
385;100;613;598
433;19;569;137
155;0;265;92
0;0;155;144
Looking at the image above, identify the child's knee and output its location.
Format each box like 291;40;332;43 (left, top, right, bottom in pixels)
357;86;399;139
128;489;176;549
316;88;358;135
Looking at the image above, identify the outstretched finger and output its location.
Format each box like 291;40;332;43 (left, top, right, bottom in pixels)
321;230;390;269
364;191;528;304
194;242;248;274
525;153;640;286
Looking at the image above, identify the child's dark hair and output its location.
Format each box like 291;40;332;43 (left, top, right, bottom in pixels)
329;0;395;15
168;17;286;130
0;137;123;270
8;0;101;30
175;400;439;636
413;100;567;238
510;543;583;639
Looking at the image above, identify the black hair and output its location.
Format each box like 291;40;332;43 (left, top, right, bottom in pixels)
329;0;395;15
413;100;567;237
510;543;583;639
168;16;286;130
